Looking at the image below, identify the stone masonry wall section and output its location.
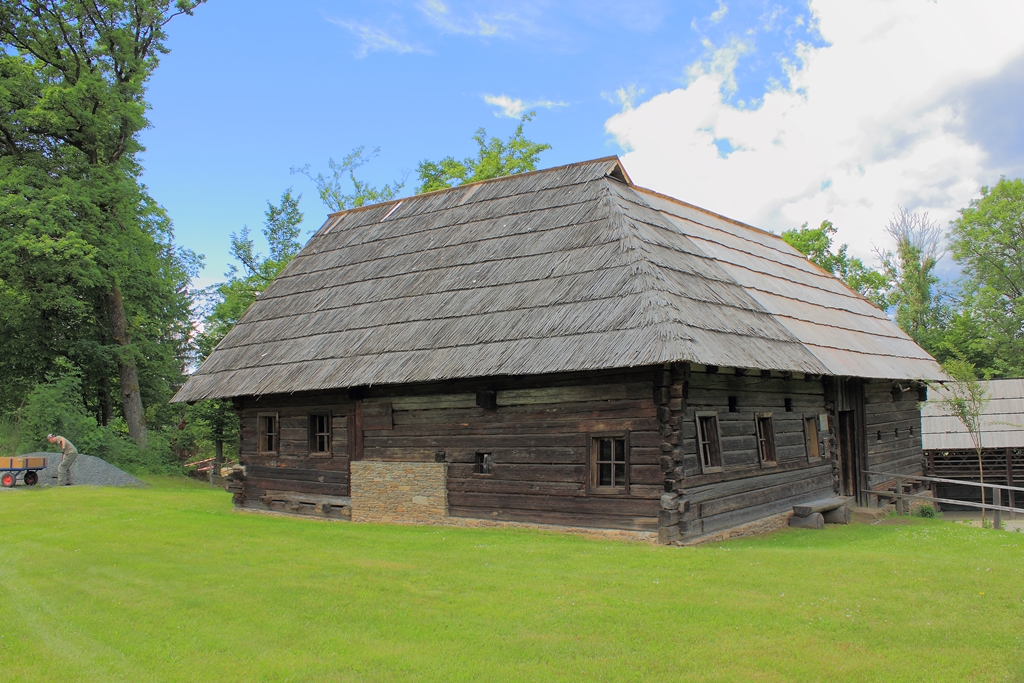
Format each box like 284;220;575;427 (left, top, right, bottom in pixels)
350;461;448;524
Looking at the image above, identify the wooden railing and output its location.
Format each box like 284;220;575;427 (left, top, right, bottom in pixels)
863;469;1024;531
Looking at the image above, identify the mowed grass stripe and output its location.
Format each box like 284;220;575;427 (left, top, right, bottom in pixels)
0;478;1021;682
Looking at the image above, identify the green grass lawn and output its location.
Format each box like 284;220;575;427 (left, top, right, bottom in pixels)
1;478;1022;683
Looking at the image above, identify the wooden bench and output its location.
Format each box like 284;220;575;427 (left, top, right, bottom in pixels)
789;497;852;528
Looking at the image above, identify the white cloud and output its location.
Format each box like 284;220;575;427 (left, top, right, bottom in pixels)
602;85;646;113
709;1;728;24
605;0;1024;262
328;19;427;58
418;0;523;38
483;94;568;118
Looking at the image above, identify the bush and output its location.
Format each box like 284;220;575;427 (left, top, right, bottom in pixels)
913;504;939;518
12;362;185;475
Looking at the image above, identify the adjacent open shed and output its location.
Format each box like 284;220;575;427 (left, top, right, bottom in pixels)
173;157;942;543
922;378;1024;508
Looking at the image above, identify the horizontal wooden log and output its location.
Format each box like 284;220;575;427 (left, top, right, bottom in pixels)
793;497;849;517
497;382;650;406
447;506;658;531
447;463;586;481
447;491;659;517
247;478;349;496
362;433;588;449
392;394;478;411
699;473;833;518
447;479;586;496
789;512;825;529
823;506;851;524
444;447;584;465
686;462;833;502
246;465;349;482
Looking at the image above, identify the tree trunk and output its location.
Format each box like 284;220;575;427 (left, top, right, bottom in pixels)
107;286;147;447
99;376;114;427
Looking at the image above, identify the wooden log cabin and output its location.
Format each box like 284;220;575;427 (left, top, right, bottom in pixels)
172;157;943;543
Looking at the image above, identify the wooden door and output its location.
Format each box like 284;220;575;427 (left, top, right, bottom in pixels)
838;410;860;501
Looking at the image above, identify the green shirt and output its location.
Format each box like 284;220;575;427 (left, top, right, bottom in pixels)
59;438;78;457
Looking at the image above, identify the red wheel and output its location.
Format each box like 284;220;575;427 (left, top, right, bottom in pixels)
23;471;38;486
1;472;15;488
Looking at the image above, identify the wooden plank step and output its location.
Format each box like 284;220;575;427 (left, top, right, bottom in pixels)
793;497;851;517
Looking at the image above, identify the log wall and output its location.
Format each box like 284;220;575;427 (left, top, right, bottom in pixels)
231;366;926;539
674;366;834;540
862;378;926;494
384;369;663;531
235;395;356;515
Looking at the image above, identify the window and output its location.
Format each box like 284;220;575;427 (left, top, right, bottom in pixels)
590;435;628;490
474;452;493;474
755;413;777;465
258;413;278;454
804;416;820;460
696;412;722;472
309;414;331;455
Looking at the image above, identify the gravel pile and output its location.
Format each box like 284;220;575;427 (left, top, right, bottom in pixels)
20;452;145;488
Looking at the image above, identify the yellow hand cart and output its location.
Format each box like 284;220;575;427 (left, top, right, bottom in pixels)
0;456;48;487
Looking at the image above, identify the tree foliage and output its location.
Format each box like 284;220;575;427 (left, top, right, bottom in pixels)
416;113;551;193
876;208;946;351
781;220;888;308
198;190;305;357
291;147;405;213
948;178;1024;378
0;1;203;454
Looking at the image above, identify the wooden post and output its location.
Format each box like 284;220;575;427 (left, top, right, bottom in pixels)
994;487;1002;530
1006;448;1015;515
895;476;904;515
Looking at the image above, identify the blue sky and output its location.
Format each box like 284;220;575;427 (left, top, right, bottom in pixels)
141;1;1024;287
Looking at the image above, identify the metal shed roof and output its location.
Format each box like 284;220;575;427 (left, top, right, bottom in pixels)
173;157;942;402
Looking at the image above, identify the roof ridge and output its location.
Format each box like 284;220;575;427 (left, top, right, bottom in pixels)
324;156;627;220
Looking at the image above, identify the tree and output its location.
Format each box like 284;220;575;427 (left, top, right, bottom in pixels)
292;147;405;212
0;0;205;445
191;190;305;470
416;112;551;193
933;359;990;524
948;178;1024;378
781;220;889;308
199;190;305;356
876;207;946;351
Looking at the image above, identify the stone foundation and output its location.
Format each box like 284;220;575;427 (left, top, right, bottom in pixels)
350;461;448;524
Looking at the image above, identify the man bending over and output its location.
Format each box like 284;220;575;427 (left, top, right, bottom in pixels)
47;434;78;486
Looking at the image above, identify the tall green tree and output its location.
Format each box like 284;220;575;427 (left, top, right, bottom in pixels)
0;1;204;443
876;207;946;351
948;178;1024;378
781;220;889;308
416;112;551;193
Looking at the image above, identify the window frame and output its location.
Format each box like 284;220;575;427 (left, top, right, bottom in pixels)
257;412;279;455
308;413;332;457
588;431;630;494
755;412;777;466
803;415;822;462
695;411;723;474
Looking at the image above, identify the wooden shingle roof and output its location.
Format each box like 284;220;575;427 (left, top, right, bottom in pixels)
173;157;941;402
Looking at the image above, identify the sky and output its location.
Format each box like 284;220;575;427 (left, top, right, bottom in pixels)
140;0;1024;288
